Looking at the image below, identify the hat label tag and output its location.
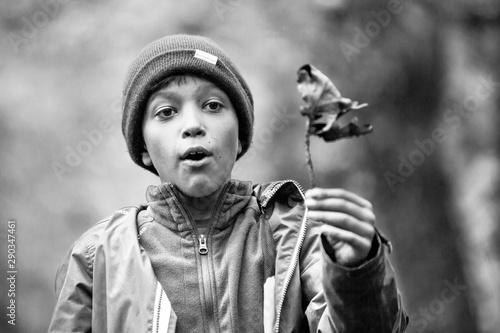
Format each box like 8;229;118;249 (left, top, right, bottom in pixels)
194;49;218;65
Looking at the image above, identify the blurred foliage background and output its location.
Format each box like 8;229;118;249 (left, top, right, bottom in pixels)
0;0;499;332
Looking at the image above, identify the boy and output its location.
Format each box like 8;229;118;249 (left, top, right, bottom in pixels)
48;34;408;332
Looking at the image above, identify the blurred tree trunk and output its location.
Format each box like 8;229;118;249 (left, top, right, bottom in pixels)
255;1;498;331
303;2;478;332
438;3;500;332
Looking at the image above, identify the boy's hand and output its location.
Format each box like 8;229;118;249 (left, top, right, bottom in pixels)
305;188;376;267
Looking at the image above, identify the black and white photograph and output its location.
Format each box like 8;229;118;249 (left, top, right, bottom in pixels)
1;0;499;332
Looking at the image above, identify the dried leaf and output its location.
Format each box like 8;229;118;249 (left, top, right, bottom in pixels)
297;64;373;142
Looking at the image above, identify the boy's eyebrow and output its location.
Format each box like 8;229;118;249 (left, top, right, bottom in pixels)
147;90;180;105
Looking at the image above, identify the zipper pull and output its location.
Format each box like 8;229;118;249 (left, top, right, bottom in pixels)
198;234;208;255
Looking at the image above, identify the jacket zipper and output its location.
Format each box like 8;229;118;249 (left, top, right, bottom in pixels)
153;282;174;333
260;180;309;333
168;182;230;333
260;179;306;208
199;235;216;333
155;289;163;333
198;234;208;254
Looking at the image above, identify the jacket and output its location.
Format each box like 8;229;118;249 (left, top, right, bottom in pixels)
48;179;408;332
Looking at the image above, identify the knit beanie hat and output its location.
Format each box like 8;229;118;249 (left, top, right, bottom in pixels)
122;34;254;175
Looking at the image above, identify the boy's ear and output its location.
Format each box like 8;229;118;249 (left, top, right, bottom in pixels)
237;140;242;155
142;151;153;166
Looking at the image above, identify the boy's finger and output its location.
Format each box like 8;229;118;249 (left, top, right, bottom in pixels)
320;224;373;252
305;197;375;224
307;210;375;238
305;188;373;209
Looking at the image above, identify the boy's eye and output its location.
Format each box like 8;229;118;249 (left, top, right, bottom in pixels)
155;106;177;118
204;101;223;112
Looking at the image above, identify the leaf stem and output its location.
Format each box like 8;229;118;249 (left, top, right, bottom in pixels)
305;122;316;188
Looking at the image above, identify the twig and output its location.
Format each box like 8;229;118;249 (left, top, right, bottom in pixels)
304;120;316;188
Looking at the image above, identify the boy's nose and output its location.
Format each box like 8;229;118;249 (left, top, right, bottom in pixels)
181;105;206;138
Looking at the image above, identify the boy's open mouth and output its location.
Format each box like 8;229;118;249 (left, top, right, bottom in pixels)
180;147;212;161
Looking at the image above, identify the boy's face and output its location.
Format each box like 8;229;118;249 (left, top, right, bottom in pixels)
142;75;241;197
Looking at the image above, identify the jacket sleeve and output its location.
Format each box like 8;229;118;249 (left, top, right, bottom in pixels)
47;229;98;333
301;221;408;332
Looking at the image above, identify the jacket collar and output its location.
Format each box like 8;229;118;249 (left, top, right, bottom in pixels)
145;179;257;232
